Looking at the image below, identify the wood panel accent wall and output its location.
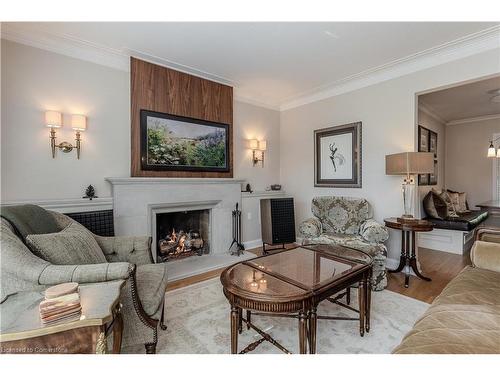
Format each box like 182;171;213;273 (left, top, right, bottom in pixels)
131;57;233;177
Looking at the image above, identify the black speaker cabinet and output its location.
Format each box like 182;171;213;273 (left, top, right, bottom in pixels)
260;197;296;252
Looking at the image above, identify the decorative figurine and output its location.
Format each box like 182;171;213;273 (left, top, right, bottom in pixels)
83;185;98;200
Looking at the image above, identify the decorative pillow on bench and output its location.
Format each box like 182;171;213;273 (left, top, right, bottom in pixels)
423;191;449;219
26;222;107;265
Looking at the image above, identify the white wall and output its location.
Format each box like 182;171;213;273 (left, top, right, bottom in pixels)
1;39;130;201
445;118;500;207
233;100;281;192
280;48;500;261
1;40;281;203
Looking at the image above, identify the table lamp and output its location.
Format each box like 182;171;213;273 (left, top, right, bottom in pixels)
385;152;434;221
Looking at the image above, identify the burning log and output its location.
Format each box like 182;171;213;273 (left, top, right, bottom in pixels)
158;228;204;258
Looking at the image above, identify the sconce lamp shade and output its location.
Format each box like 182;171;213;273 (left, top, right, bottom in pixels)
45;111;62;128
258;140;267;151
71;115;87;131
487;141;496;157
249;139;259;150
497;149;500;158
385;152;434;175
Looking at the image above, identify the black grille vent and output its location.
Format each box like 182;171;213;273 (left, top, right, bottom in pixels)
67;210;114;237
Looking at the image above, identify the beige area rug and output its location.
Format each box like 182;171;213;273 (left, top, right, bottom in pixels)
124;277;428;354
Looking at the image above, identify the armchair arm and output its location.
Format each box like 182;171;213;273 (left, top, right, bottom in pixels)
475;227;500;244
39;262;135;285
470;240;500;273
299;217;322;238
94;235;153;265
360;219;389;243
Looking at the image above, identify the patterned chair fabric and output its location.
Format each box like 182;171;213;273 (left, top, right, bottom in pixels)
299;196;389;291
0;209;167;353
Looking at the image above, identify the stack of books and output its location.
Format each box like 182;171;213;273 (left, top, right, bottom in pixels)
39;282;82;325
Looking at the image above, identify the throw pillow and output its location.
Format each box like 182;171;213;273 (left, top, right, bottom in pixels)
26;222;107;265
447;189;469;212
423;191;448;219
438;191;458;218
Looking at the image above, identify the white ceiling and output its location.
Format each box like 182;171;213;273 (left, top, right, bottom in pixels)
420;76;500;123
3;22;500;109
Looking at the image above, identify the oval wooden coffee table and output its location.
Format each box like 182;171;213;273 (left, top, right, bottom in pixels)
220;244;373;354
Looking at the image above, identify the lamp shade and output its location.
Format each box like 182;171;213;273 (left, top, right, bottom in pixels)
249;139;259;150
258;140;267;151
487;142;496;157
385;152;434;175
497;148;500;158
45;111;62;128
71;115;87;131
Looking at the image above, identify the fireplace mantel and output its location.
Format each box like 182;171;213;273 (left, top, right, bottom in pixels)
107;176;254;280
106;177;245;185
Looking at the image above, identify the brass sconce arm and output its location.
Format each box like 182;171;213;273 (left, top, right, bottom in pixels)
46;112;85;159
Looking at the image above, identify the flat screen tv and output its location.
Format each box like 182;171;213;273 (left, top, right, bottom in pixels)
140;110;230;172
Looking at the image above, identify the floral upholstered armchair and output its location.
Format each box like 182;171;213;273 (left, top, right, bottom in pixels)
299;196;389;291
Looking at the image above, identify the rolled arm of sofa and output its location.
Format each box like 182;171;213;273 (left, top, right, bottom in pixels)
470;240;500;273
360;219;389;243
39;262;135;285
299;217;322;238
95;235;153;265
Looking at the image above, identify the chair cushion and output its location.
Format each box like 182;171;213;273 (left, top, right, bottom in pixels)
314;233;387;257
135;263;168;317
311;196;370;235
426;210;488;231
26;222;107;265
392;266;500;354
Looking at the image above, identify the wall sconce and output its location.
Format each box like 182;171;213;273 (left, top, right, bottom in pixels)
249;139;267;167
45;111;86;159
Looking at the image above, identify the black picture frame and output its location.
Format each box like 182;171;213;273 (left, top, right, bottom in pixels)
418;125;438;186
140;109;230;173
314;122;362;188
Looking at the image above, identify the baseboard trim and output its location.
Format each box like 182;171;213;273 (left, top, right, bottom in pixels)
242;239;262;250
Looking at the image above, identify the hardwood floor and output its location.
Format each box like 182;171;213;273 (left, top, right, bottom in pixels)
166;245;470;304
386;247;470;304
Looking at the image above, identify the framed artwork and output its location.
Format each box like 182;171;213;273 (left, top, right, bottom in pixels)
418;126;430;186
314;122;362;188
418;125;438;186
419;173;429;186
429;160;438;185
140;110;230;172
418;126;429;152
429;130;438;158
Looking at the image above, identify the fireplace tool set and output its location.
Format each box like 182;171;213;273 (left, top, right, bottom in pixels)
229;203;245;256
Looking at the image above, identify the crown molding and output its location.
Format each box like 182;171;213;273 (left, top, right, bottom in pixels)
1;23;130;71
418;103;447;124
446;113;500;126
2;23;499;113
233;93;281;111
280;25;500;111
1;23;282;110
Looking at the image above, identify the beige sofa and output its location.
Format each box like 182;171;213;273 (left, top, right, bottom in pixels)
392;227;500;354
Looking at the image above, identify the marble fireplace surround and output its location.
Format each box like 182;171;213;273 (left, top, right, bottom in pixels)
106;177;255;281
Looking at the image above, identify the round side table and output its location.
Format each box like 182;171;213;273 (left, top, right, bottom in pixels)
384;217;433;288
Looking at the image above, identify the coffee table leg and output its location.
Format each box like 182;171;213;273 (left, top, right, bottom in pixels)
246;310;252;330
358;278;366;337
298;310;308;354
231;306;239;354
308;307;317;354
238;308;243;333
365;271;371;333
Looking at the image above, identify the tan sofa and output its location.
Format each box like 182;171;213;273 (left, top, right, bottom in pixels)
392;227;500;354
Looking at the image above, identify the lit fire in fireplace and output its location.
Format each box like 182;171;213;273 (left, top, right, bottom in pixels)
158;228;204;260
